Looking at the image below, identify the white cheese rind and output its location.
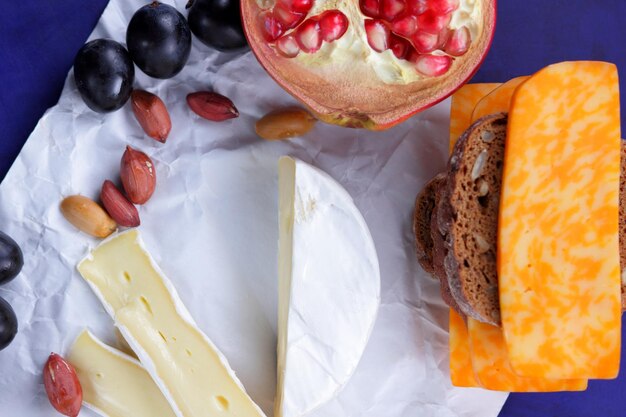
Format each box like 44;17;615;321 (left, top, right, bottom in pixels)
77;230;267;417
68;330;177;417
276;157;381;417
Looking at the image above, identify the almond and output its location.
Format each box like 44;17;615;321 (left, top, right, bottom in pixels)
120;146;156;204
255;108;316;140
131;90;172;143
100;180;140;227
186;91;239;121
60;195;116;238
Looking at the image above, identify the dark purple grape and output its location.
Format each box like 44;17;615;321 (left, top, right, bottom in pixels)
127;2;192;79
0;298;17;351
0;231;23;286
186;0;248;51
73;39;135;113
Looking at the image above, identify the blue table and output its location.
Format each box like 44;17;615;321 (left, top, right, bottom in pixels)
1;1;625;416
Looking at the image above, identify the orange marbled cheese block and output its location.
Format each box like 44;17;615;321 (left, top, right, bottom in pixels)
467;318;588;391
449;310;480;387
471;76;529;122
499;61;622;379
449;83;500;151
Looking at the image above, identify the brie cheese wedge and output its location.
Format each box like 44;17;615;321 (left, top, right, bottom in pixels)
77;230;267;417
276;157;381;417
68;330;176;417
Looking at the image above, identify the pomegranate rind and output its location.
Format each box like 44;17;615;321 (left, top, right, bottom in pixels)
242;0;497;130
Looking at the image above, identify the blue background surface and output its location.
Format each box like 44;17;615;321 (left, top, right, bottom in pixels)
1;1;625;416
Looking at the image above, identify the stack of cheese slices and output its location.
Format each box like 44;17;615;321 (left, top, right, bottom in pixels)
70;157;380;417
414;61;623;391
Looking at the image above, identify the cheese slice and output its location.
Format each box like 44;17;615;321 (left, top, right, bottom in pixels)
449;83;500;150
68;330;176;417
77;230;267;417
499;61;622;379
470;76;529;122
449;310;479;387
276;157;380;417
467;319;587;391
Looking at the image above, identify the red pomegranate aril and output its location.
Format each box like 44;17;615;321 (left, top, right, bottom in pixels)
427;0;459;14
276;35;301;57
414;54;452;76
279;0;314;14
364;19;391;53
412;30;439;53
417;10;451;34
444;26;471;56
319;11;349;42
274;5;306;30
261;11;284;41
295;19;323;53
391;15;417;37
360;0;381;18
381;0;406;21
407;0;429;15
390;35;411;59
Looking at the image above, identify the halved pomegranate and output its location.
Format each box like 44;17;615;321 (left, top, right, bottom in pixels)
242;0;496;130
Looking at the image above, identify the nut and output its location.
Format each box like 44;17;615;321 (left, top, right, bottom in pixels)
60;195;116;238
186;91;239;121
131;90;172;143
120;146;156;205
100;180;140;227
477;180;489;197
471;149;488;181
43;353;83;417
255;108;316;140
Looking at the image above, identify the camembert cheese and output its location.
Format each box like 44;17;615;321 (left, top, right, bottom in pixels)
68;330;176;417
77;230;267;417
276;157;380;417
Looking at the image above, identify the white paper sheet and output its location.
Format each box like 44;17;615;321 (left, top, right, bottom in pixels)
0;0;508;415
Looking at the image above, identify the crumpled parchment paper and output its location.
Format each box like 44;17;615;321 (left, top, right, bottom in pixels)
0;0;508;415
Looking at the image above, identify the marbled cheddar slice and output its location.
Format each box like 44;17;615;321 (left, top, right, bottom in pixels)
450;83;500;151
499;61;622;379
467;318;587;391
449;310;480;387
471;76;529;123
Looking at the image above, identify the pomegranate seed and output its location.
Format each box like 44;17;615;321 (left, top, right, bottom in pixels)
276;35;301;57
406;48;421;63
427;0;459;14
278;0;314;14
416;10;451;34
391;15;417;37
260;12;284;41
390;35;411;59
319;11;349;42
412;30;439;53
295;19;323;53
360;0;381;18
381;0;406;21
438;26;451;47
407;0;429;15
444;26;471;56
274;5;306;30
414;54;452;76
364;19;391;52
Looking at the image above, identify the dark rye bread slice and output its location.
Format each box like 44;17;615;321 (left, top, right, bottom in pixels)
414;174;446;274
430;183;464;315
438;114;508;325
414;174;464;314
